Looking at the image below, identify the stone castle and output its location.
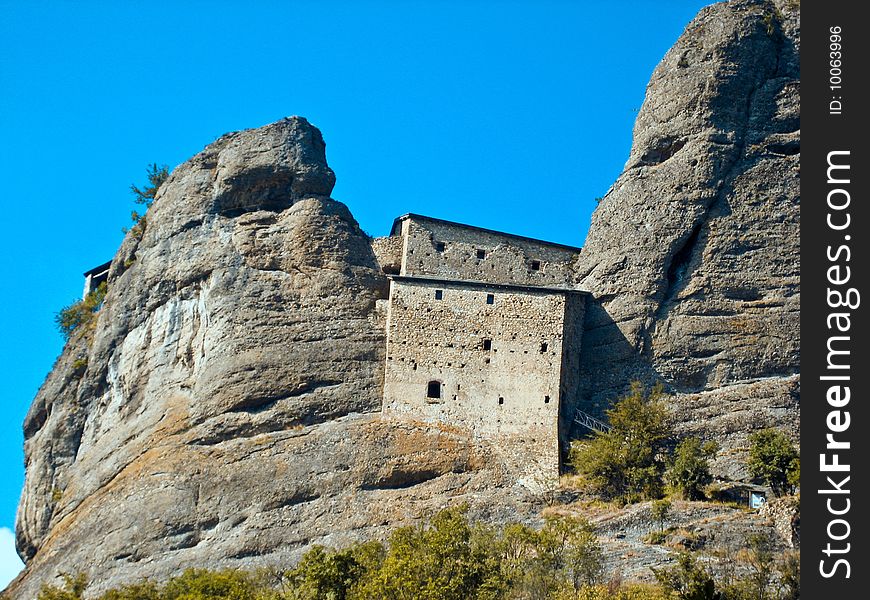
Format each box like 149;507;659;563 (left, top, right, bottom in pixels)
371;214;590;483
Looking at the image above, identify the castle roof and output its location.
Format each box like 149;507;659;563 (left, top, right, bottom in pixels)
83;260;112;278
389;213;583;253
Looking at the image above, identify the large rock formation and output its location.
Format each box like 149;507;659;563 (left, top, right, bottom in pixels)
8;118;531;598
6;0;801;596
575;0;800;477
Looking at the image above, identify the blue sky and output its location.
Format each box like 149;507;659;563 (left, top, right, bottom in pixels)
0;0;710;584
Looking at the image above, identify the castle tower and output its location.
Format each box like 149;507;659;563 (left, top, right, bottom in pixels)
377;215;587;485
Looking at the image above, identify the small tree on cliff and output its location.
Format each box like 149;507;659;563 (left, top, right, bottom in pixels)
131;163;169;216
569;382;672;502
124;163;169;237
55;281;107;340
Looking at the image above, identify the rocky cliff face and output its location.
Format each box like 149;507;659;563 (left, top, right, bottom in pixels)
575;0;800;477
8;0;800;596
9;118;532;598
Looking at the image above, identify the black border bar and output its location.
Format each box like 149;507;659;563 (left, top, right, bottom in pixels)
802;1;869;596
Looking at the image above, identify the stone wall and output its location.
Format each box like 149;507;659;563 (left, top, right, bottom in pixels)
395;216;581;287
383;276;585;482
557;293;587;452
371;235;403;275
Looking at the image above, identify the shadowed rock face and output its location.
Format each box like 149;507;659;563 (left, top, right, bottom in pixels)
575;0;800;473
11;117;533;598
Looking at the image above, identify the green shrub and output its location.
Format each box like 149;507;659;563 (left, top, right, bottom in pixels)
746;429;798;496
123;216;147;240
36;507;798;600
667;438;718;500
539;514;604;592
37;573;87;600
650;499;671;533
653;552;721;600
160;569;260;600
98;581;161;600
743;534;775;600
565;582;671;600
569;383;672;502
786;457;800;493
777;551;800;600
486;514;602;599
38;507;800;600
717;534;777;600
644;530;668;545
55;282;107;341
34;522;798;600
38;570;273;600
353;505;501;600
286;541;384;600
71;357;88;379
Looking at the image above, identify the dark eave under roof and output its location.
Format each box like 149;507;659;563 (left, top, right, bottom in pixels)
83;260;113;278
389;213;582;253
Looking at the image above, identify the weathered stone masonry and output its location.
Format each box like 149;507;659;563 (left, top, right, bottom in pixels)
378;214;588;483
388;213;582;285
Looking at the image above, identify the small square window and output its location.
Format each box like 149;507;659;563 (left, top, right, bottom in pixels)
486;294;494;304
476;249;486;259
498;397;504;405
436;241;446;252
482;339;492;351
530;260;541;271
435;289;443;300
544;395;550;404
540;342;548;353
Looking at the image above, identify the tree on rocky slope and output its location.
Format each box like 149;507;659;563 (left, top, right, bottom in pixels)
667;437;718;500
746;429;799;497
569;383;672;502
54;281;107;340
653;552;721;600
